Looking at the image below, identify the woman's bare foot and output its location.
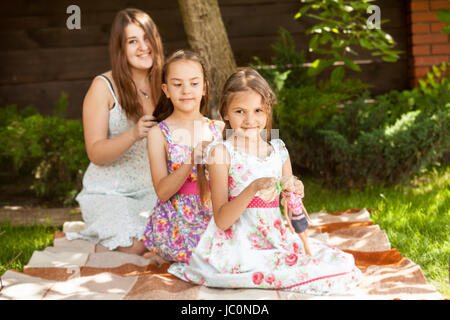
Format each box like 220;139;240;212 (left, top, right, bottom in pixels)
114;238;147;255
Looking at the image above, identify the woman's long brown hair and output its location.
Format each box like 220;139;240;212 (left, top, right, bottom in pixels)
109;8;164;121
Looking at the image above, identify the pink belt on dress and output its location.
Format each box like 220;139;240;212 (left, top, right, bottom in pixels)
177;181;200;195
228;196;279;208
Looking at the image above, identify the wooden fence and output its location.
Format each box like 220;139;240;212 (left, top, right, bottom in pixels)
0;0;410;118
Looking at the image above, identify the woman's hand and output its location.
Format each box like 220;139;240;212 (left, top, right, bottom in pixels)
133;115;158;141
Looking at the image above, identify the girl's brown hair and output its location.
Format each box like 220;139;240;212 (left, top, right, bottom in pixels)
109;8;164;121
219;67;276;140
153;49;210;122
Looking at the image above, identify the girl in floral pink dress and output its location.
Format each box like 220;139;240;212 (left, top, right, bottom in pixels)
139;50;223;262
168;68;362;295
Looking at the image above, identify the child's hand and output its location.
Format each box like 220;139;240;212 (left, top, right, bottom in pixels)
251;177;277;193
191;139;213;165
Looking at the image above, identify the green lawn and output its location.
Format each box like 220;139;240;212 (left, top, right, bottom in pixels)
0;223;59;276
1;166;448;298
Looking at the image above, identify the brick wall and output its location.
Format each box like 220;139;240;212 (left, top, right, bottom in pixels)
410;0;450;86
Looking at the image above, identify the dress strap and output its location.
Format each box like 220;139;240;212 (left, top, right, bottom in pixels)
159;121;174;144
208;120;222;140
96;75;119;106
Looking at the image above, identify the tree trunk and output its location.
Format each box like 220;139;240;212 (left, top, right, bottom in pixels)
178;0;237;119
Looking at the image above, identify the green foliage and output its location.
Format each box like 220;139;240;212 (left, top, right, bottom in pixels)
0;222;59;276
251;27;313;93
251;27;370;132
295;0;402;76
0;95;89;206
275;79;369;135
436;9;450;34
280;64;450;187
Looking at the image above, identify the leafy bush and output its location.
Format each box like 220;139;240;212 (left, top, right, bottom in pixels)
295;0;402;77
0;95;89;206
280;63;450;187
251;27;370;135
251;27;314;92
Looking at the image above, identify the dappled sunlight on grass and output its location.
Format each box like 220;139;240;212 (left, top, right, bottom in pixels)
302;164;449;298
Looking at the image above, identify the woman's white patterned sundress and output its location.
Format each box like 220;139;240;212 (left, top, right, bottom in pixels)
168;138;362;295
66;75;158;250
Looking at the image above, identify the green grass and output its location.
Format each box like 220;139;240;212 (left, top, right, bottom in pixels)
302;165;450;298
0;166;448;298
0;223;60;276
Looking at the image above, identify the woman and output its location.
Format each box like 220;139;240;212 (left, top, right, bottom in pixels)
66;8;163;255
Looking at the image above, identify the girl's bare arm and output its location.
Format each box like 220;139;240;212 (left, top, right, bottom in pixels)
147;126;194;202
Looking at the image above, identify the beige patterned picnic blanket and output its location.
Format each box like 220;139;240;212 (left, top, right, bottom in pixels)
0;209;443;300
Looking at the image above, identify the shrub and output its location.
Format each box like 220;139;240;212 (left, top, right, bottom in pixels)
280;64;450;187
251;27;314;92
0;95;89;206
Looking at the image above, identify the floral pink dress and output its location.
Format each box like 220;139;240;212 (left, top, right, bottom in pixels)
142;119;220;263
168;139;362;295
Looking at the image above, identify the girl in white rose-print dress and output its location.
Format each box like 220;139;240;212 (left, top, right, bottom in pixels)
168;68;361;295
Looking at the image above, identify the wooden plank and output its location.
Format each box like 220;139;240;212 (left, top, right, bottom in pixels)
0;38;190;84
0;46;110;85
230;28;408;66
0;79;92;119
317;59;411;95
0;26;108;51
0;0;180;16
0;58;410;121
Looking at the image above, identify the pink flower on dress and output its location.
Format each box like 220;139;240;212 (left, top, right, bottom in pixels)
241;170;251;182
224;228;234;240
249;233;262;243
273;219;281;230
252;272;264;285
228;176;236;190
249;233;263;249
285;254;298;266
231;265;241;274
293;242;301;254
274;280;283;288
265;273;275;285
257;226;268;237
233;163;243;172
263;239;274;249
214;229;224;239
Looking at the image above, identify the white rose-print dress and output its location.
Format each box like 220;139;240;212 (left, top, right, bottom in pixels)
168;139;362;295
